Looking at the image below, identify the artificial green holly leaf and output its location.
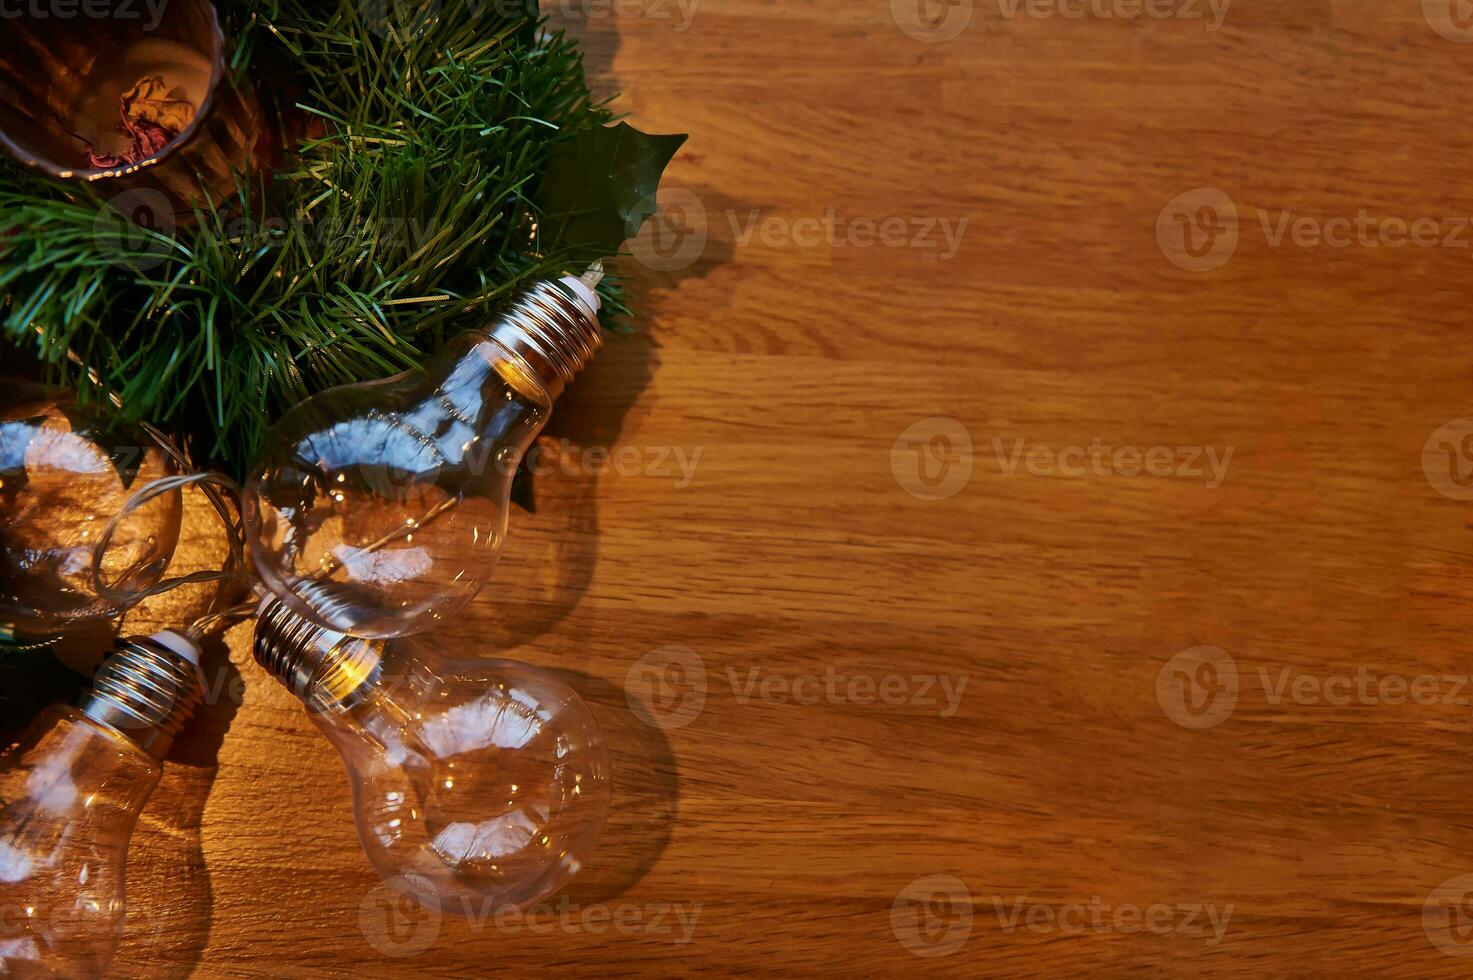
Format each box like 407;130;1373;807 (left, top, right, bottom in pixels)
538;122;688;256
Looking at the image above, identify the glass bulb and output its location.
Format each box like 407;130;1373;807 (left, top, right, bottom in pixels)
0;707;155;978
0;633;202;978
253;599;611;915
244;274;603;639
0;387;183;643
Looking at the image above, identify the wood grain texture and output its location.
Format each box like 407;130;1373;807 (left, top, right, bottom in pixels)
13;0;1473;975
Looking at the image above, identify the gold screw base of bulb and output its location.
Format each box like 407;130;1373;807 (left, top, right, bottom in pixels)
482;277;604;401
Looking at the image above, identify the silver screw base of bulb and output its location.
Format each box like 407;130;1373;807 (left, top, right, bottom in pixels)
483;276;604;401
253;597;382;711
78;636;203;758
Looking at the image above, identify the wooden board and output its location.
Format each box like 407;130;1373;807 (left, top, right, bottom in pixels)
11;0;1473;975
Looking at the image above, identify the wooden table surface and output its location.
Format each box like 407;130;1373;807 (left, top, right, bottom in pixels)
13;0;1473;975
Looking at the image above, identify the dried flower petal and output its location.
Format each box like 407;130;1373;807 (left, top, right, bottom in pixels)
82;75;196;169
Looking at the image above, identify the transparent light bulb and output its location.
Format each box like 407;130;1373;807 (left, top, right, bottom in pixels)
253;599;611;915
244;273;604;639
0;387;183;645
0;632;202;978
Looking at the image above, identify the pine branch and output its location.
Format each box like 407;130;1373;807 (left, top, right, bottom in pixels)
0;0;617;471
